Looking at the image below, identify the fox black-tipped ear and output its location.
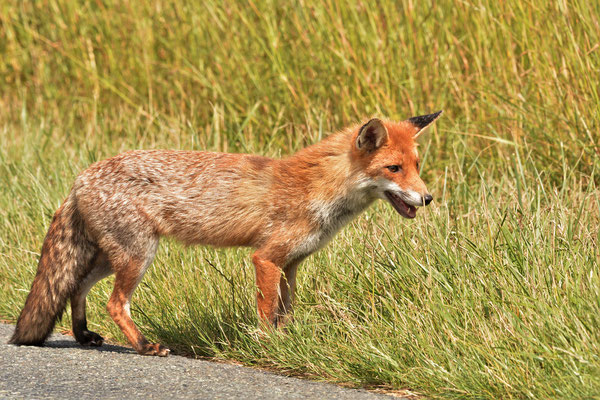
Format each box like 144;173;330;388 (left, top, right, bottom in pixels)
408;110;443;139
356;118;388;152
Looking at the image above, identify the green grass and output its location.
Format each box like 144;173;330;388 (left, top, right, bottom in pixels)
1;0;599;398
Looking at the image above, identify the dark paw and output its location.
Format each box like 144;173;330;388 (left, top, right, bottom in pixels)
138;343;170;357
76;330;104;347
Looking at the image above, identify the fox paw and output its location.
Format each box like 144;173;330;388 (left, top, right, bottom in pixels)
274;314;293;330
139;343;170;357
76;330;104;347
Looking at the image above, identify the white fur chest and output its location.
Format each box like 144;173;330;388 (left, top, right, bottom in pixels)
288;180;375;261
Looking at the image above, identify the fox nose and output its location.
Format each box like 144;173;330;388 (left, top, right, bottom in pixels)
423;194;433;206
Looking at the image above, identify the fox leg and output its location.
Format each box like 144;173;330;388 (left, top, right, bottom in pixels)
105;240;168;356
71;250;112;346
276;260;300;327
252;251;283;327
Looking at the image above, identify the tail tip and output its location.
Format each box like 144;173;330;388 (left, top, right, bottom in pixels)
9;330;46;346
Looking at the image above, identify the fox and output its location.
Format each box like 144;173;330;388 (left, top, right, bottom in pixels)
10;111;441;356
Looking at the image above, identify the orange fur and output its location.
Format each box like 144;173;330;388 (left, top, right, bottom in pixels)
11;112;441;355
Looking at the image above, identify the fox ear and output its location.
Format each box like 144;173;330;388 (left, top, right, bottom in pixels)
408;110;443;139
356;118;388;152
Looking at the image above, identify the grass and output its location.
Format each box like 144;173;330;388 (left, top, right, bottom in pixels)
1;0;599;398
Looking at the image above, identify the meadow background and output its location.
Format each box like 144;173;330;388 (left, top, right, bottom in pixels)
1;0;599;398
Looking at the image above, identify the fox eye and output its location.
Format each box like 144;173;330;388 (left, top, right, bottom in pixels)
386;165;402;173
416;161;420;170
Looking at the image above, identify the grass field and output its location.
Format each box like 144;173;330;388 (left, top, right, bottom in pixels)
1;0;599;398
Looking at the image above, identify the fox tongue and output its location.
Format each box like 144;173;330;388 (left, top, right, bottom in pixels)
384;191;417;219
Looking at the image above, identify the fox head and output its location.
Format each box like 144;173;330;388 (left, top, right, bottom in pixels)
353;111;442;219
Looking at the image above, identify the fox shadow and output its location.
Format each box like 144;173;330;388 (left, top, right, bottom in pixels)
44;333;136;354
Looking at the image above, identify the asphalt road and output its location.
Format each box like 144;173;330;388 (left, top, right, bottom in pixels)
0;324;399;399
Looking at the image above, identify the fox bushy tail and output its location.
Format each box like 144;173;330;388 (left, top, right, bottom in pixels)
10;193;96;345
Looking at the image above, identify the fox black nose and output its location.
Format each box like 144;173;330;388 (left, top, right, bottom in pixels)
424;194;433;206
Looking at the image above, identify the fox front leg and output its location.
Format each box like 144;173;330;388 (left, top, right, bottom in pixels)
276;260;301;327
252;252;283;327
252;248;303;328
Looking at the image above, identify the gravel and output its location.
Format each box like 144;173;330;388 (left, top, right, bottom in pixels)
0;324;398;399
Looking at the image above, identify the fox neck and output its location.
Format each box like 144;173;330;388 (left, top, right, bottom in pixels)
284;130;377;235
281;137;375;260
308;175;375;234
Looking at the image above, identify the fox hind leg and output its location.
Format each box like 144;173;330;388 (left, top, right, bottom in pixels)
105;238;169;356
71;250;112;346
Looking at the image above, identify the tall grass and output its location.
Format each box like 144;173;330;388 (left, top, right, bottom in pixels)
0;0;599;398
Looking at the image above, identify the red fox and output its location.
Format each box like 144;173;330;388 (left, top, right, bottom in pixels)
10;112;441;356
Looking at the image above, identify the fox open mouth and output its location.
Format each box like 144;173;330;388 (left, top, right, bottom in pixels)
385;191;417;219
